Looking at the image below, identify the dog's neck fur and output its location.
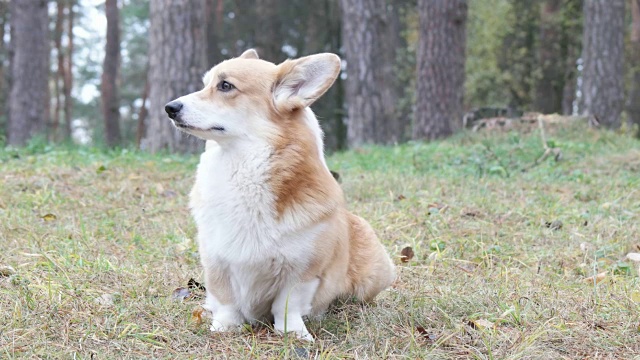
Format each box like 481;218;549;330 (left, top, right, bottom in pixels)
201;108;341;227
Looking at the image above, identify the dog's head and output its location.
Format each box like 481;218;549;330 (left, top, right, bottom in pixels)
164;49;341;144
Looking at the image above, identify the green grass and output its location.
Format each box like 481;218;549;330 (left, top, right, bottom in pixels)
1;122;640;359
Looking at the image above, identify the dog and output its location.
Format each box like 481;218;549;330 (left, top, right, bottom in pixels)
164;49;396;341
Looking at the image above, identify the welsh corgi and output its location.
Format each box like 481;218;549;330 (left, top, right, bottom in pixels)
164;49;396;341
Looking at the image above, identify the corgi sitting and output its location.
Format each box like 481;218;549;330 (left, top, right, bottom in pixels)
164;49;396;342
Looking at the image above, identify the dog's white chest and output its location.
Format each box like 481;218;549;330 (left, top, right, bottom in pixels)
190;144;323;319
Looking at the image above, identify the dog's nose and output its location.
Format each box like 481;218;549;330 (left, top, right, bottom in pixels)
165;101;183;119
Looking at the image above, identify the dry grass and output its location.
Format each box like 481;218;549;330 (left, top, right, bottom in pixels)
1;124;639;359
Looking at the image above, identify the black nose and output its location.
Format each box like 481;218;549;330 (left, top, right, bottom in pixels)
165;101;183;119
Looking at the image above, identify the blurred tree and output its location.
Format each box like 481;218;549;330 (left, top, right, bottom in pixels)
413;0;467;140
144;0;206;153
52;0;65;142
63;0;75;140
0;1;8;141
101;0;121;147
205;0;224;66
559;0;583;115
7;0;50;146
534;1;563;113
497;1;539;111
580;0;624;128
255;0;283;62
340;0;405;147
465;0;512;109
628;0;640;136
303;0;346;151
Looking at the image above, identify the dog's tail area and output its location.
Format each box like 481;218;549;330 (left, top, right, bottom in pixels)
346;213;396;302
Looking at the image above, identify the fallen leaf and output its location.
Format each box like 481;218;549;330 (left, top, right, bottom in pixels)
396;194;406;201
400;247;414;263
460;208;481;218
187;278;206;291
583;271;607;285
470;319;495;330
42;213;57;221
626;253;640;262
0;265;16;277
95;293;115;307
192;306;205;325
96;165;107;174
172;287;191;300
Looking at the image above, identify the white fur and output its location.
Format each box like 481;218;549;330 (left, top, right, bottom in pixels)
190;121;329;333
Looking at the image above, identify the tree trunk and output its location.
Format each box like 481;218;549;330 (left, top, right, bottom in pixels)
341;0;404;147
101;0;121;147
53;0;65;142
7;0;50;146
580;0;624;128
145;0;207;153
535;1;563;114
255;0;282;62
136;74;149;148
628;0;640;136
63;0;75;140
0;1;8;134
413;0;468;140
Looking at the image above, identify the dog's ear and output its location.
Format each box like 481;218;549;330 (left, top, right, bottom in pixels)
239;49;259;60
274;53;341;110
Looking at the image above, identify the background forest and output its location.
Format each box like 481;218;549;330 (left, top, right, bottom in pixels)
1;0;638;153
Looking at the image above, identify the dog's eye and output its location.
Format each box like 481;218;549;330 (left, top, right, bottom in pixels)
217;80;235;92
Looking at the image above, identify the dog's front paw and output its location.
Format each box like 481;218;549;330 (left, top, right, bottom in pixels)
210;308;243;333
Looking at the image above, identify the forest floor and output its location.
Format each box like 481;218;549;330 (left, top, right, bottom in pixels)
1;121;640;359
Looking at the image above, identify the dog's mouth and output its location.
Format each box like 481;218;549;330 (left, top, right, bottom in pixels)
173;121;225;132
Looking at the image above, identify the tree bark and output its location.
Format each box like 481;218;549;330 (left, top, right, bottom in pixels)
63;0;75;140
53;0;65;142
101;0;121;147
0;1;8;134
145;0;207;153
580;0;624;128
7;0;50;146
341;0;404;147
628;0;640;136
136;74;149;148
413;0;468;140
535;1;563;114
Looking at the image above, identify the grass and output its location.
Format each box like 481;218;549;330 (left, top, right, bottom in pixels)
1;122;639;359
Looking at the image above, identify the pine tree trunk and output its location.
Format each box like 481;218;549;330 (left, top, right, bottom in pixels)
340;0;404;147
7;0;50;146
145;0;207;153
0;1;8;134
63;0;75;140
535;1;563;114
580;0;625;128
413;0;468;140
53;0;65;142
101;0;121;147
628;0;640;136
